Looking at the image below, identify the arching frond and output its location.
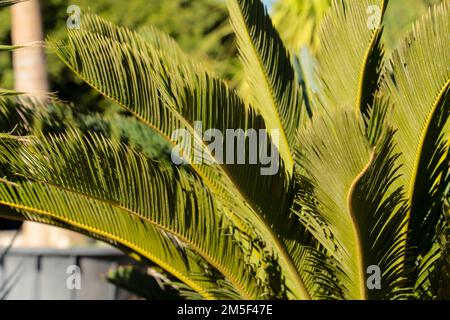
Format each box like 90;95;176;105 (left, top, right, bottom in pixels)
0;131;275;299
294;110;407;299
415;197;450;299
315;0;388;119
0;179;226;298
381;1;450;257
50;13;287;232
227;0;303;171
49;14;313;300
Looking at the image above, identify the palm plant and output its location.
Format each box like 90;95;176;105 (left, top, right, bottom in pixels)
0;0;448;300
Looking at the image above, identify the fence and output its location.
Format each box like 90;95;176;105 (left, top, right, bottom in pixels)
0;247;133;300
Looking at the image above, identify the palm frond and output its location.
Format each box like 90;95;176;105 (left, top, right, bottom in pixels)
49;13;314;299
294;110;407;299
0;131;271;299
415;197;450;299
227;0;303;172
381;1;450;257
50;14;287;233
315;0;388;119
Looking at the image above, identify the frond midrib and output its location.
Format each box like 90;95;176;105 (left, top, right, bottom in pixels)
347;150;376;300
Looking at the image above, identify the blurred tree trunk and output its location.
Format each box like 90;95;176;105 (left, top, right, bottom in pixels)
11;0;48;93
9;0;87;248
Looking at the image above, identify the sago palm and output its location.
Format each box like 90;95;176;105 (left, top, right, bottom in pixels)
0;0;449;300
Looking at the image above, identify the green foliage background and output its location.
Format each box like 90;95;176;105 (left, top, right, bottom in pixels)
0;0;237;160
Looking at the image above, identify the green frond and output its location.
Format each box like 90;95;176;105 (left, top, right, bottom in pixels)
0;180;223;299
381;1;450;256
365;94;390;145
227;0;303;172
49;13;289;229
0;131;274;299
295;110;407;299
81;14;194;71
290;242;346;300
415;200;450;299
315;0;388;119
49;14;314;300
0;205;237;300
0;0;446;301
